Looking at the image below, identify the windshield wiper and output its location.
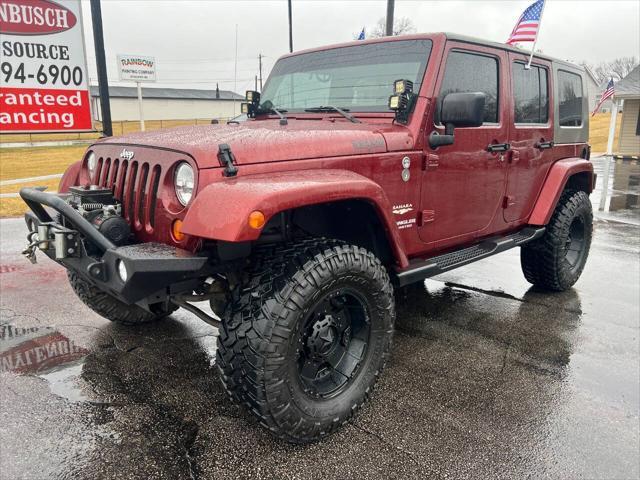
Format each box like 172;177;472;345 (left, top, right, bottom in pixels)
257;106;288;125
304;106;361;123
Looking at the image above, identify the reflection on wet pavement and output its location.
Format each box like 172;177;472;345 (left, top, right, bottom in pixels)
1;324;88;375
395;280;583;371
592;156;640;221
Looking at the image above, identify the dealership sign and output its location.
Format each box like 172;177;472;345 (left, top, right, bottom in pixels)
117;54;156;82
0;0;92;133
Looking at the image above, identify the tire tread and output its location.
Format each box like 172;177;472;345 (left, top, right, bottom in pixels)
216;238;394;443
68;271;171;325
521;189;593;291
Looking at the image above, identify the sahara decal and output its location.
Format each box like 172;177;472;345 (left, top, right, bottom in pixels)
392;203;413;215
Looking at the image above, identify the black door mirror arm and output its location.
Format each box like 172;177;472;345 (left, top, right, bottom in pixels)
429;123;455;149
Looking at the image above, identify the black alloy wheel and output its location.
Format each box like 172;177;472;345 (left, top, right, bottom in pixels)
297;289;371;399
564;215;587;272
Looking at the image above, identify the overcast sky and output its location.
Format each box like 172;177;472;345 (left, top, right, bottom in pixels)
80;0;640;93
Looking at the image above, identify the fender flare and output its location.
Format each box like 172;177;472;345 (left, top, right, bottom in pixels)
529;157;594;226
181;169;409;267
58;160;82;193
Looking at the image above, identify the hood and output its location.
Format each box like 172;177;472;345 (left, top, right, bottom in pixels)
96;119;411;168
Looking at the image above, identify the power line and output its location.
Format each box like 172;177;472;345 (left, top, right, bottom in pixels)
258;53;263;91
86;54;258;64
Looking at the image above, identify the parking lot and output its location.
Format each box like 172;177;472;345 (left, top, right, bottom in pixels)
1;157;638;479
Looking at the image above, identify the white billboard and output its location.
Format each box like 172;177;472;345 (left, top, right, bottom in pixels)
117;55;156;82
0;0;92;133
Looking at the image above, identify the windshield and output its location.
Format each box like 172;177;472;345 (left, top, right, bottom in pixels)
260;39;432;113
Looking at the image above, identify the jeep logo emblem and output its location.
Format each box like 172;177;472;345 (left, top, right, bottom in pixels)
119;149;134;161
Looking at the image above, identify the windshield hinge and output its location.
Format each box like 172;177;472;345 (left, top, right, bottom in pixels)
422;153;439;171
218;143;238;177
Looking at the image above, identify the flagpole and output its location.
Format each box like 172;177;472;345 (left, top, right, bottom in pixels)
525;0;546;70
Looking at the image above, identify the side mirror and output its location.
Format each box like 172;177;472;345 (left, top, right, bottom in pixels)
429;92;486;149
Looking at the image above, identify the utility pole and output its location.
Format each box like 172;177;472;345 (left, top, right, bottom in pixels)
90;0;112;136
233;24;238;115
258;53;263;91
255;75;258;91
288;0;293;53
385;0;395;36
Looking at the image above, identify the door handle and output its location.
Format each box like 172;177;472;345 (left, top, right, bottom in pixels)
535;140;554;150
487;143;511;153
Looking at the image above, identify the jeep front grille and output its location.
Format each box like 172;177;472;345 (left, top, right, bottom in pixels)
93;157;162;231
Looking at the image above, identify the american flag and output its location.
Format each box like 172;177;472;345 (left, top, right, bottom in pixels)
507;0;545;45
592;78;615;116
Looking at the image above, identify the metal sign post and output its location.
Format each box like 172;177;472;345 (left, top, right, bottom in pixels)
136;82;145;131
90;0;112;136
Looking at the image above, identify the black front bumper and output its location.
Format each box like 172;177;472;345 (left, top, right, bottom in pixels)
20;188;213;306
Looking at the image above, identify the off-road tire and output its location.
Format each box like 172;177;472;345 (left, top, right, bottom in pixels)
521;189;593;291
68;271;176;325
216;238;395;443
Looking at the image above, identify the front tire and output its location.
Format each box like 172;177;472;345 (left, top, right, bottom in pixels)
216;239;395;443
68;272;176;325
521;189;593;291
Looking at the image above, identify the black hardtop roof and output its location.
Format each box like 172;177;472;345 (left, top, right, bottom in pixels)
442;32;584;71
284;32;585;73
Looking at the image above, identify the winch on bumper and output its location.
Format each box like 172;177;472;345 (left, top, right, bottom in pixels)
19;187;214;308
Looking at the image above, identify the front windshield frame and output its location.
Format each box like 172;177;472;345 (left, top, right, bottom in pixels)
259;39;433;114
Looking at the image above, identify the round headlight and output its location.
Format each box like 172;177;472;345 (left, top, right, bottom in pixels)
116;260;128;283
86;151;97;179
175;162;194;206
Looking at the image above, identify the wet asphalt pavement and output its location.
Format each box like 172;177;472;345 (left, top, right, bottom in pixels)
1;157;639;479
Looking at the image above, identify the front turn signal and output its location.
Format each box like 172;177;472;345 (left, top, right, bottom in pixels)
172;219;186;241
248;210;265;229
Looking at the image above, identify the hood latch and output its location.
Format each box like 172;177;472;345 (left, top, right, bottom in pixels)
218;143;238;177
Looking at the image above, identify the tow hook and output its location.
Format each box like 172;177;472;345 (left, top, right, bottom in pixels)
22;231;41;264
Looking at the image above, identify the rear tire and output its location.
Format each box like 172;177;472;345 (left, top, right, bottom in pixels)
216;239;395;443
68;272;175;325
521;189;592;291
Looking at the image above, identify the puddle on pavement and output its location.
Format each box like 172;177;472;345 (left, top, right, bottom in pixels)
196;334;218;367
173;302;219;366
1;324;90;401
37;361;88;402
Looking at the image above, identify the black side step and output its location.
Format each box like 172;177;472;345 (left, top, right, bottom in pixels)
392;227;545;287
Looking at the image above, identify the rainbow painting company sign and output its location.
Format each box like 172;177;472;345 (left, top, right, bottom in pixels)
117;54;156;82
0;0;92;133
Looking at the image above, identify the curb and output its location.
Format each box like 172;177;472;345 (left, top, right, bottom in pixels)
0;174;63;187
0;139;94;149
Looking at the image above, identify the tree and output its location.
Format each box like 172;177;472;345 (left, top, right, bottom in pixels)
609;57;638;80
369;16;416;37
582;57;638;83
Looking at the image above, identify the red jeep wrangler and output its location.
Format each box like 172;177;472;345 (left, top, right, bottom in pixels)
21;33;594;443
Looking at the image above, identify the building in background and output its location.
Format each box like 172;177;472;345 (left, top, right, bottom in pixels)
90;86;244;122
615;66;640;157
